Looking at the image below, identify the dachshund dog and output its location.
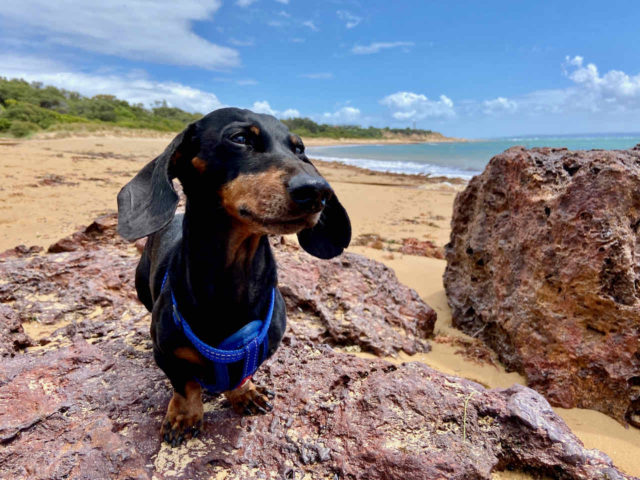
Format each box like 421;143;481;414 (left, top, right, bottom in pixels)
117;108;350;446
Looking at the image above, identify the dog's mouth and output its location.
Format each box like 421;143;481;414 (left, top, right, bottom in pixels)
238;207;321;232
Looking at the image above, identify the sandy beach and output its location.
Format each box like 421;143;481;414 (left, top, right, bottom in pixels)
1;135;638;477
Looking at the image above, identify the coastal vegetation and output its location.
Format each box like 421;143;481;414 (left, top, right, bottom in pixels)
280;116;434;140
0;77;440;139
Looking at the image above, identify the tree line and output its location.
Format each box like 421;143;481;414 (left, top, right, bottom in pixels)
0;78;436;139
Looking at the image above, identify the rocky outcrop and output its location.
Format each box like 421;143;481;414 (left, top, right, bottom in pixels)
0;214;636;479
0;215;434;359
444;146;640;427
276;241;435;356
2;336;634;480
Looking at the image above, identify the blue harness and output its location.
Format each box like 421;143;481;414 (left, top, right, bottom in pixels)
161;271;275;393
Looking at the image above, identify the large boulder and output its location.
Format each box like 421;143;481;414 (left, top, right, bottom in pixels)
0;215;635;479
444;146;640;427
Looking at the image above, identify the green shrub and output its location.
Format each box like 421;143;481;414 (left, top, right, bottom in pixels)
0;77;441;138
1;100;85;129
280;117;434;139
8;120;40;137
3;101;60;128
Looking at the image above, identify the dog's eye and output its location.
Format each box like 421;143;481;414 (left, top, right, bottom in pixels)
231;134;247;145
294;145;304;155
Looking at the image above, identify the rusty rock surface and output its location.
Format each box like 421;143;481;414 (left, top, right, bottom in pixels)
0;215;635;479
0;214;433;358
275;241;435;356
444;146;640;427
0;304;32;356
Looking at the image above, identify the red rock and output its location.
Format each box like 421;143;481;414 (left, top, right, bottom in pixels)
444;146;640;427
0;216;635;478
400;237;444;258
275;240;435;356
0;244;42;259
0;304;32;356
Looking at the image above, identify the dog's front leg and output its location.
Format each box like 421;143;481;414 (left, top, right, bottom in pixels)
224;380;274;416
161;380;204;447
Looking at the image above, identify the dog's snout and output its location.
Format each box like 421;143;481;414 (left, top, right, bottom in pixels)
287;174;333;210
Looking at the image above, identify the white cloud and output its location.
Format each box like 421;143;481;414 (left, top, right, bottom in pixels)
236;79;258;86
351;41;414;55
299;72;334;79
281;108;300;118
236;0;258;6
303;20;319;32
252;100;277;115
381;92;455;120
251;101;299;119
322;106;361;124
229;38;255;47
563;55;640;108
0;54;224;113
504;56;640;116
483;97;517;114
275;0;289;3
566;55;584;68
337;10;362;29
1;0;239;70
456;56;640;126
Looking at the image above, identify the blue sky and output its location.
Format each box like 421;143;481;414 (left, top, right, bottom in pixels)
1;0;639;138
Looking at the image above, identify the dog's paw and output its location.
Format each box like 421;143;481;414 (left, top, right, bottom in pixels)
162;417;203;447
161;381;203;447
225;380;275;416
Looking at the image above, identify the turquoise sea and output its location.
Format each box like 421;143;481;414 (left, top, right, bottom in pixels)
307;134;640;179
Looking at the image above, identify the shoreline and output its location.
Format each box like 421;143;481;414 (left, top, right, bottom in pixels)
303;135;466;147
311;158;469;185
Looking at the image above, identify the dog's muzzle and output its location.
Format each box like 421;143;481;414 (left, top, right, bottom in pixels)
287;174;333;213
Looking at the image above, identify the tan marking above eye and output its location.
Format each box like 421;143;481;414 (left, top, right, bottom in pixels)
250;125;260;136
191;156;207;174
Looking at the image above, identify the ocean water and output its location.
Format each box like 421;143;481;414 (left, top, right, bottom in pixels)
307;134;640;179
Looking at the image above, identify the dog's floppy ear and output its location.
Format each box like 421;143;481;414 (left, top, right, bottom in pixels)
297;193;351;259
117;124;197;241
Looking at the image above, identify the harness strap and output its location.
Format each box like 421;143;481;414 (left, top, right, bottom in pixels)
161;270;275;392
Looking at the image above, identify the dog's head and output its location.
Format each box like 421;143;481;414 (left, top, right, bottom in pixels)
117;107;350;259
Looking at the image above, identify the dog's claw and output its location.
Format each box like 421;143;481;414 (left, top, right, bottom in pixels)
161;413;203;447
256;404;268;415
226;381;276;416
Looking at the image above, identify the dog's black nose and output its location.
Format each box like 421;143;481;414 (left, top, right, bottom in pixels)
287;174;333;210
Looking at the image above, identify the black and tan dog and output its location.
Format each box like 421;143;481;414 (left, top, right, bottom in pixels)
117;108;350;446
